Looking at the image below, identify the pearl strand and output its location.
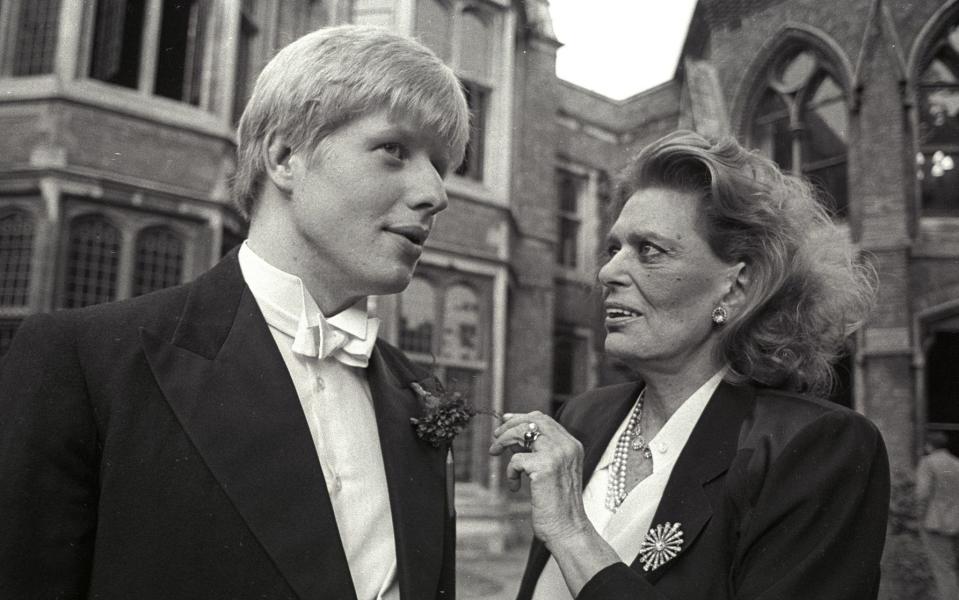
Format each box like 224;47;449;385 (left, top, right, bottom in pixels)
605;389;653;511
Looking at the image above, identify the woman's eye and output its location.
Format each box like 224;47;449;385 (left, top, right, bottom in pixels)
638;242;664;256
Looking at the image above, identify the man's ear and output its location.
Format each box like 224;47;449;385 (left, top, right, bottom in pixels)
263;132;298;194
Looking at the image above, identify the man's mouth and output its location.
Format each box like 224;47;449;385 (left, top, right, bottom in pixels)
385;225;429;246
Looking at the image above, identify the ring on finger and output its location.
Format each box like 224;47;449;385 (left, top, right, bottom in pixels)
522;422;542;451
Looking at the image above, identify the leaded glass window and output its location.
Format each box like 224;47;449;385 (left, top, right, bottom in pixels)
8;0;60;76
133;226;183;296
0;211;34;307
63;215;120;308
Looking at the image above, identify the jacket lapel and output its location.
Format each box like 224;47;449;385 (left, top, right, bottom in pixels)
639;381;754;584
141;254;357;600
367;344;448;600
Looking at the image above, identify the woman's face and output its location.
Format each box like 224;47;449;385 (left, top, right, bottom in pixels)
599;186;742;371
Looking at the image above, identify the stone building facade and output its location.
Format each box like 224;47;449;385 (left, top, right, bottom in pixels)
1;0;957;594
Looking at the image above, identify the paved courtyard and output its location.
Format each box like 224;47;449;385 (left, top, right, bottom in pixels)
457;545;529;600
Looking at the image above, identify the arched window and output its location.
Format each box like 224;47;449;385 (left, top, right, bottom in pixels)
63;215;120;308
0;211;35;307
399;277;437;354
750;48;849;217
133;226;184;296
917;21;959;213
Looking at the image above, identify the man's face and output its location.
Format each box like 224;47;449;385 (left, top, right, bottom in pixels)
285;108;450;307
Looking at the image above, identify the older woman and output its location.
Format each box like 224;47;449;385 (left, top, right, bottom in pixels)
491;131;889;599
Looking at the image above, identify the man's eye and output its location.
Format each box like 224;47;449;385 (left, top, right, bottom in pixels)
605;245;620;258
381;143;406;159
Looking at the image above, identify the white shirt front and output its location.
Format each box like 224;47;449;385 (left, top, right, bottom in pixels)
532;370;726;600
238;242;398;600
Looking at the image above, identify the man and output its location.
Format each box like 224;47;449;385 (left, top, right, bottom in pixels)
0;25;469;600
917;431;959;600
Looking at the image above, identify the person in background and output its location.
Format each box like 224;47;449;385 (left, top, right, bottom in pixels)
917;430;959;600
0;25;468;599
492;130;889;600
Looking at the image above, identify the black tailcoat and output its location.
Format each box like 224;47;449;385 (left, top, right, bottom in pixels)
0;252;454;600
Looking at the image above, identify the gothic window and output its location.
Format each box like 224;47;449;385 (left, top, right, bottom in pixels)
926;327;959;454
63;215;121;308
133;226;183;296
0;210;35;357
750;48;849;217
1;0;60;76
917;22;959;213
88;0;210;106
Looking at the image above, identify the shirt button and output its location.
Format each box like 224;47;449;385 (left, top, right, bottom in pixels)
314;376;325;391
333;476;343;493
656;441;668;454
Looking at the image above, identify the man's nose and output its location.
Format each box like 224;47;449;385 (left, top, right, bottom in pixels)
407;156;449;216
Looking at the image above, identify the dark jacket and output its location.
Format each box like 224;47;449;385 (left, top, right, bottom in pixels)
516;381;890;600
0;251;454;600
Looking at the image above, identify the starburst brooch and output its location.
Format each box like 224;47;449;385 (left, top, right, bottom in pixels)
639;522;684;571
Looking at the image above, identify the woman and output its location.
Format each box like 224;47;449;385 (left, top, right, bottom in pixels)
491;131;889;599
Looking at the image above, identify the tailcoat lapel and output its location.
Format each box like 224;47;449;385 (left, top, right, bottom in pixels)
367;345;449;600
638;381;754;583
140;254;357;600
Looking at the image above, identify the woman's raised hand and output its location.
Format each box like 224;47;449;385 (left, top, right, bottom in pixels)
490;411;591;546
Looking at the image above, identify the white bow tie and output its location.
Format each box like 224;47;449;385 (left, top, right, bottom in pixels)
291;315;380;368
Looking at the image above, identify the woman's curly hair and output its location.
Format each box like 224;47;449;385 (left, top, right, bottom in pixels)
616;130;877;395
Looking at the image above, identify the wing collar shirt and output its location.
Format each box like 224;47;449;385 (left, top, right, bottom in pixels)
532;369;726;600
238;242;398;600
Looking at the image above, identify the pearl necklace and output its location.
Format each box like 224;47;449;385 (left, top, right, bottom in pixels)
605;389;653;511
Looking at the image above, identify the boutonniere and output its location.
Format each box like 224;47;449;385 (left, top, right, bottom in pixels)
409;378;478;448
639;522;684;571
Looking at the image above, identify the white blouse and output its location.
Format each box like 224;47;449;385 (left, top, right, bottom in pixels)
531;370;726;600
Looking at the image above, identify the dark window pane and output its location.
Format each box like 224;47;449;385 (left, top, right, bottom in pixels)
0;318;23;358
805;161;848;218
12;0;60;75
753;90;792;170
133;226;183;296
927;332;959;426
455;80;487;180
557;217;579;267
0;211;34;306
398;278;436;354
918;150;959;213
154;0;208;104
445;367;479;482
90;0;145;88
63;216;120;308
